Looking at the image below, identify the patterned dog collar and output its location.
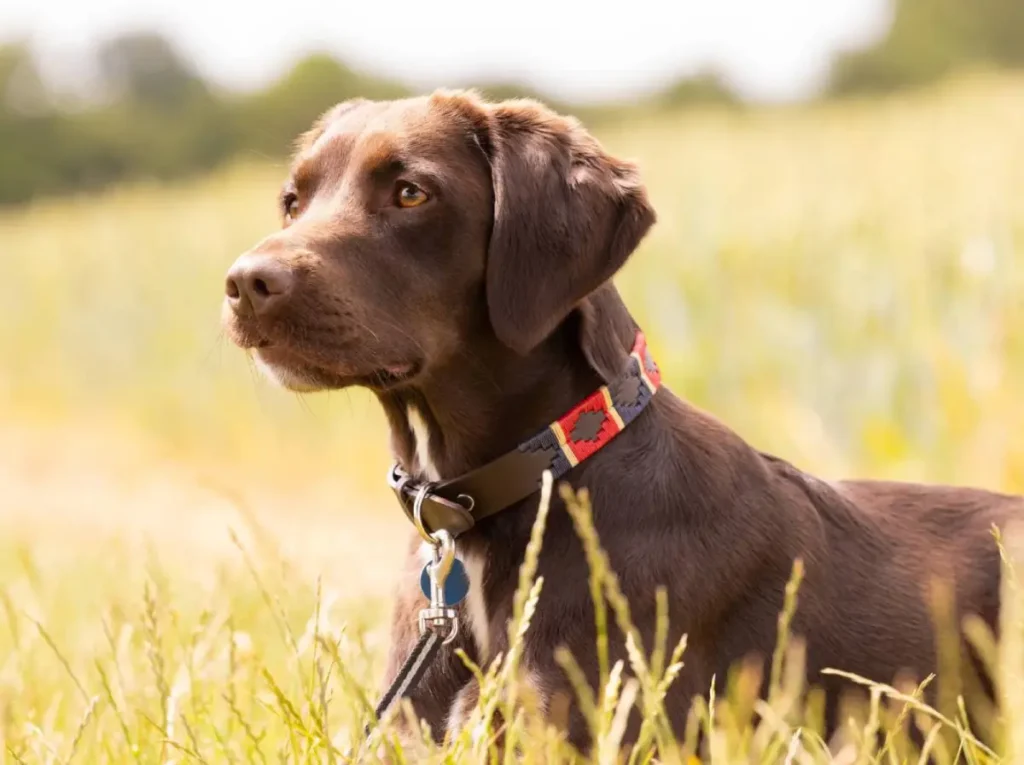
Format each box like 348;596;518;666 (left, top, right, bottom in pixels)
388;331;662;537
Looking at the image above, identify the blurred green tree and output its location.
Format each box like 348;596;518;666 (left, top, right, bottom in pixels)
233;52;409;158
97;32;205;108
0;43;65;204
828;0;1024;95
653;69;740;109
92;32;237;179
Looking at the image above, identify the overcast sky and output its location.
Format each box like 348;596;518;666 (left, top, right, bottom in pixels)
1;0;891;103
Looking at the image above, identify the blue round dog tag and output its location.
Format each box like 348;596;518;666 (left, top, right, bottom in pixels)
419;558;470;606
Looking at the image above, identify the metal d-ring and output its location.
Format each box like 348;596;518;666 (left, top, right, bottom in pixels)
412;484;437;545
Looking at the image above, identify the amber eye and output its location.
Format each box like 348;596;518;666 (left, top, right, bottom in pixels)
283;192;300;221
395;182;429;208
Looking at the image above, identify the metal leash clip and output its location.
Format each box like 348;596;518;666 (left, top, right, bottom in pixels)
417;528;460;644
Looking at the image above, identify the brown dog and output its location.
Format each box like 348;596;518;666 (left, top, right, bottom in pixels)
221;90;1021;750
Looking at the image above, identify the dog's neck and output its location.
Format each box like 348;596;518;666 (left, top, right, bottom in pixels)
378;321;600;481
377;286;637;482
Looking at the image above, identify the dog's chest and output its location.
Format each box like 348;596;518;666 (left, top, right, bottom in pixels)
458;546;490;661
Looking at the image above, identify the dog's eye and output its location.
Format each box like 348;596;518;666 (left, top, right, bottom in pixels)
395;182;429;209
282;192;300;221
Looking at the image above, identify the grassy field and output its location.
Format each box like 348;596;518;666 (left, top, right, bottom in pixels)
1;71;1023;762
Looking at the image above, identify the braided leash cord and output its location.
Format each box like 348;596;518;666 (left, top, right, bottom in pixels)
365;628;443;736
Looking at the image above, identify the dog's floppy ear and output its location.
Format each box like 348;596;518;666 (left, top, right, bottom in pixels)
484;100;655;355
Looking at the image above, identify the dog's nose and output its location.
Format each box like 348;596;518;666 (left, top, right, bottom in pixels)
225;254;295;316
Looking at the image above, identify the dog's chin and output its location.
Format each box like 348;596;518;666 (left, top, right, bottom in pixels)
252;354;323;392
252;348;420;393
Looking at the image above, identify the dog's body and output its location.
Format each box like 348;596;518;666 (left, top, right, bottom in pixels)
222;90;1021;750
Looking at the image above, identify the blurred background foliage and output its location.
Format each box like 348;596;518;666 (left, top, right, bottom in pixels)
0;31;739;206
829;0;1024;94
3;0;1022;206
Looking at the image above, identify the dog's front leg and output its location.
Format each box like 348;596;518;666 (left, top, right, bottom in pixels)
445;679;480;741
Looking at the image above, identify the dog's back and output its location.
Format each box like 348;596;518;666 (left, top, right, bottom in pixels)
754;452;1016;722
836;478;1014;634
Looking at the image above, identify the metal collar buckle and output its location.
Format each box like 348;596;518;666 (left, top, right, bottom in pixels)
387;464;476;537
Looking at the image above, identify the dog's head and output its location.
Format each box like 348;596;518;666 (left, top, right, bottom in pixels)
222;90;655;392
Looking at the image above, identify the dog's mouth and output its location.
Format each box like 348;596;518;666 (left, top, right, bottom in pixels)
223;307;422;392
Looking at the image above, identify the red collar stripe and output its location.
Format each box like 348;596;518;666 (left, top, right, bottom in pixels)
552;384;625;466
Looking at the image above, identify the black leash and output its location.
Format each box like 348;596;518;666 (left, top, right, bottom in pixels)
364;524;461;739
366;629;443;735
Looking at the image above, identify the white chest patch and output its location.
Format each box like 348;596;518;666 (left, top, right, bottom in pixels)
406;405;440;482
459;546;490;662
